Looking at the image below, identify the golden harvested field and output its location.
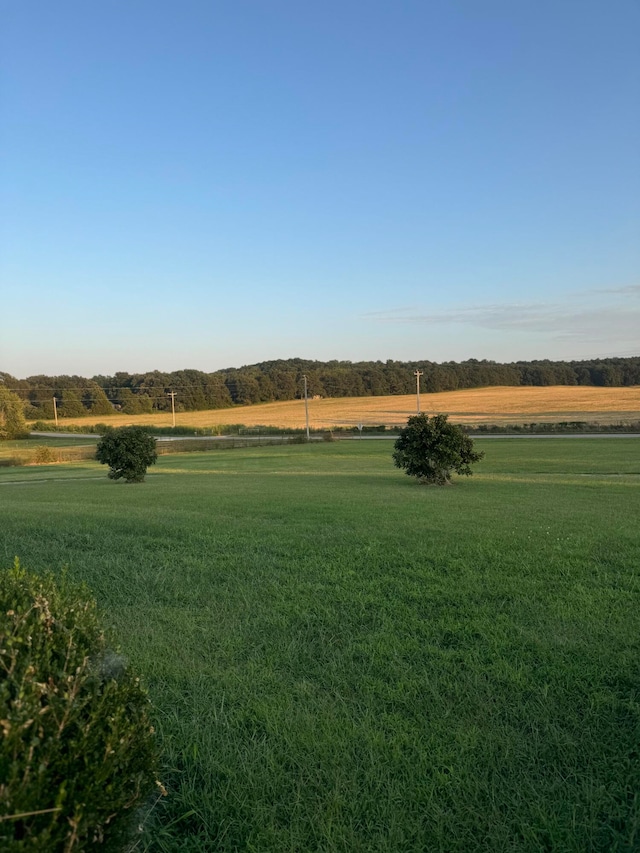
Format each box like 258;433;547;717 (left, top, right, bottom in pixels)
39;386;640;430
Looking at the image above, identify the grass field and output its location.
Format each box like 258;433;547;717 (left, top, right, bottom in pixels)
1;438;640;851
0;437;99;467
30;385;640;431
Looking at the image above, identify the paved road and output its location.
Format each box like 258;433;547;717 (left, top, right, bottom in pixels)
28;432;319;442
28;432;288;440
30;431;640;442
30;431;101;439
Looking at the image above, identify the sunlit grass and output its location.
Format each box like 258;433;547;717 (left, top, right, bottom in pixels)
1;439;639;851
0;437;98;458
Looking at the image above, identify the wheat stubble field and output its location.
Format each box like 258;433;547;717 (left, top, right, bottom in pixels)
36;385;640;430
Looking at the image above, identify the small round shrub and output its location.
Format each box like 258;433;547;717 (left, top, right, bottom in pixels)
96;426;158;483
0;560;158;851
393;412;484;485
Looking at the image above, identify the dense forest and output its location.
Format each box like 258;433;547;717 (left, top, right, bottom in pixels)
1;357;639;419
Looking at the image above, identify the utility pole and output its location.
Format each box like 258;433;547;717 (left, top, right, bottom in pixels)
53;396;59;427
414;370;423;414
302;375;310;440
167;391;176;428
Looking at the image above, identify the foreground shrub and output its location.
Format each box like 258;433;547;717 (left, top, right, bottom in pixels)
96;426;157;483
0;561;158;851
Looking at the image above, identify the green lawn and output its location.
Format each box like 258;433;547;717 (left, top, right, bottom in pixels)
1;439;639;852
0;437;99;454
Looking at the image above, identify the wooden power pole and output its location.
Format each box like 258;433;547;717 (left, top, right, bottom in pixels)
414;370;423;414
167;391;177;428
302;375;310;440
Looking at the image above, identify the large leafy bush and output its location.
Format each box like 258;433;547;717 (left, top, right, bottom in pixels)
96;426;157;483
393;413;484;485
0;561;158;851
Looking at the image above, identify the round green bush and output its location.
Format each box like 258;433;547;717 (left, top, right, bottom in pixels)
96;426;158;483
393;413;484;485
0;561;158;851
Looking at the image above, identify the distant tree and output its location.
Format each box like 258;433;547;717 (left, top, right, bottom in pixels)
360;366;389;396
138;371;171;410
591;364;623;387
0;385;28;439
38;398;56;420
58;389;86;418
384;362;414;395
573;366;593;386
96;427;157;483
137;394;154;414
86;384;114;416
393;413;484;485
230;372;261;405
302;370;326;398
119;388;142;415
265;368;298;400
257;373;277;401
23;403;42;420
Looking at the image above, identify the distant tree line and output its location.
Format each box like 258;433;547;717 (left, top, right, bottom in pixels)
2;356;639;419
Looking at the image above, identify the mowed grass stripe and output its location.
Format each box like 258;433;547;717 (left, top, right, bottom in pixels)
1;439;639;851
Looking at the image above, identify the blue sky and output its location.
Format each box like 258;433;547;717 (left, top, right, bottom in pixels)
1;0;639;378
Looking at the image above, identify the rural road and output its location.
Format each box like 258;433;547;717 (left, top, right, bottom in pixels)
30;431;640;441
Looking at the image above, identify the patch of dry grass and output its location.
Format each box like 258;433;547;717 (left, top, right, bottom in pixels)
32;385;640;430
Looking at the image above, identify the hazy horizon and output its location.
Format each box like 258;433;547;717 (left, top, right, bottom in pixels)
4;350;640;384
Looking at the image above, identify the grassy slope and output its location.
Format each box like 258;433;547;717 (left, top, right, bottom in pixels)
1;440;640;851
29;385;640;430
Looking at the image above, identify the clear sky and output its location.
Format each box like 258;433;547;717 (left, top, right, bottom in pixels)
1;0;639;378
